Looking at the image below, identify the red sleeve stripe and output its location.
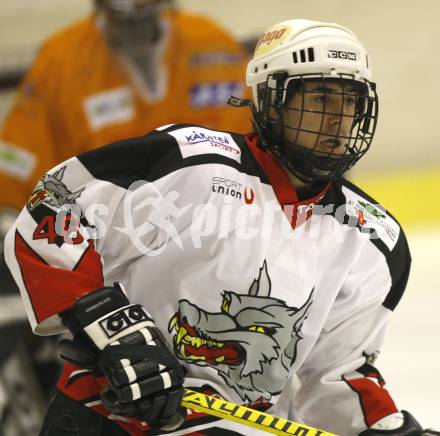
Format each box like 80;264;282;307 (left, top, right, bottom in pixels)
15;230;104;323
344;376;399;427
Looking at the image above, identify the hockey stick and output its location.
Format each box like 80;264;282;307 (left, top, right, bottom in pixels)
181;389;336;436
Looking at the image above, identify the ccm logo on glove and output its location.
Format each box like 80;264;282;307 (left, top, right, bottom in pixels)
99;305;151;338
83;303;155;350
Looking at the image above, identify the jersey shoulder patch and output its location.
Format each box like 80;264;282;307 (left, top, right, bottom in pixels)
337;179;411;311
340;179;401;251
166;125;242;163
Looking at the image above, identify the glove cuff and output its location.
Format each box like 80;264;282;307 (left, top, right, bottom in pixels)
64;284;154;350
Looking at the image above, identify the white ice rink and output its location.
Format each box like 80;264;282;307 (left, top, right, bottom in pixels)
378;227;440;428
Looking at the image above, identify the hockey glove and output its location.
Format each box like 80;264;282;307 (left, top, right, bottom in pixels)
359;410;440;435
59;284;185;430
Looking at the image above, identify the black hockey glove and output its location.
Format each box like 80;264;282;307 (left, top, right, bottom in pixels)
359;411;440;435
58;284;185;430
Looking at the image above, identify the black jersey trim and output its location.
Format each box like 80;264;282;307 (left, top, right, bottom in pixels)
76;125;270;190
322;178;411;311
382;256;410;311
355;363;385;385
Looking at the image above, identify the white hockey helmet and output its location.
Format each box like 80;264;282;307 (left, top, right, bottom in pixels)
247;19;372;108
245;19;378;182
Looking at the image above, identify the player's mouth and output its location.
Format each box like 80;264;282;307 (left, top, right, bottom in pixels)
319;138;346;155
169;314;245;366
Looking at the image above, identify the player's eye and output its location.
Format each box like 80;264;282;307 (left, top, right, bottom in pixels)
315;94;328;104
344;95;356;106
221;298;230;313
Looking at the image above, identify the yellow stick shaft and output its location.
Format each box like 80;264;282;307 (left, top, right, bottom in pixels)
181;389;337;436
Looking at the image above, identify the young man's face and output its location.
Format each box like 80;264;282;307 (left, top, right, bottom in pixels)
282;80;358;156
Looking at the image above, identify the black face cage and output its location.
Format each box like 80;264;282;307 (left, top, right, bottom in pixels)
253;73;379;183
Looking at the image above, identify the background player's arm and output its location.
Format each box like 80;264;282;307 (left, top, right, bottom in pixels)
0;41;62;211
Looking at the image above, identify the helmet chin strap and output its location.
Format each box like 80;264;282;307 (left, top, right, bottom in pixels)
227;96;266;142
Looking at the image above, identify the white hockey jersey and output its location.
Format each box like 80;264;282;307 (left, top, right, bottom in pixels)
5;124;411;435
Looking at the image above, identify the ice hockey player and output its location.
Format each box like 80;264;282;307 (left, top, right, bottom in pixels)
5;18;439;435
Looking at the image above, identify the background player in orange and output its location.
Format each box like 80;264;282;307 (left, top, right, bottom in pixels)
0;1;251;432
0;0;251;213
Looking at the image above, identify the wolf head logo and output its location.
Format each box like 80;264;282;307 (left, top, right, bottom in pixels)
27;166;84;211
168;261;313;401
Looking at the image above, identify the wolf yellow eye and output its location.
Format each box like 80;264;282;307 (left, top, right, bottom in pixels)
221;298;230;313
248;325;266;334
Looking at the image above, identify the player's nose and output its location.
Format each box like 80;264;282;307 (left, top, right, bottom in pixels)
326;107;351;133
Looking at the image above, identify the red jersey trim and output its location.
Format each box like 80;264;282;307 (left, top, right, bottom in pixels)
245;134;330;229
58;362;273;435
344;376;399;427
15;230;104;323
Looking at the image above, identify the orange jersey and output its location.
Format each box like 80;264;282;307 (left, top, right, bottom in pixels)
0;11;251;210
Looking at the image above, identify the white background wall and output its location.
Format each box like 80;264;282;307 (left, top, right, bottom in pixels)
380;227;439;428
